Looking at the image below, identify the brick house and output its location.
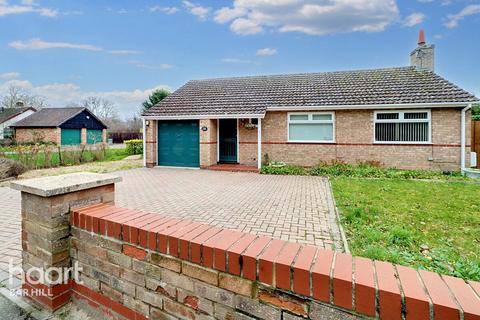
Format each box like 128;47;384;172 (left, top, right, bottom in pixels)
12;107;108;146
0;106;36;140
142;33;479;172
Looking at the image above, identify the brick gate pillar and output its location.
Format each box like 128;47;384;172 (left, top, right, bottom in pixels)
10;172;122;311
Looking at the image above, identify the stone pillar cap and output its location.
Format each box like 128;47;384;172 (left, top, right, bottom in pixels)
10;172;122;197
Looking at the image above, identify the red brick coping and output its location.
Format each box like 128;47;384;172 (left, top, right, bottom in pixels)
71;204;480;320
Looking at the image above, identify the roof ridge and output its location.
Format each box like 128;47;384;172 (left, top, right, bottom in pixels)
190;66;416;82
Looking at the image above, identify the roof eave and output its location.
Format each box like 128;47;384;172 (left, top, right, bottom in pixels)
266;101;479;111
142;113;266;120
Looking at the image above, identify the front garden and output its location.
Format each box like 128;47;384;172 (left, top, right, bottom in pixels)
261;162;480;281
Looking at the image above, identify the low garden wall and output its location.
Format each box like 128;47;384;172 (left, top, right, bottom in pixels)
11;173;480;320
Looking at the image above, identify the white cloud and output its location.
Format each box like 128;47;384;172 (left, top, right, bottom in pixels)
9;38;102;51
221;58;253;64
445;4;480;28
230;18;262;35
150;6;178;14
214;0;399;36
214;6;245;24
0;78;171;118
128;60;173;70
0;0;57;17
0;72;20;79
108;49;141;55
256;48;277;56
9;38;139;55
183;1;210;21
404;12;426;27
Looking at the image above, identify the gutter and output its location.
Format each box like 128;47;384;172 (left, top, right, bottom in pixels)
142;118;146;167
461;103;473;174
267;101;476;111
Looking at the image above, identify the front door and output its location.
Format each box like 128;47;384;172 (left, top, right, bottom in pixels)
219;119;237;163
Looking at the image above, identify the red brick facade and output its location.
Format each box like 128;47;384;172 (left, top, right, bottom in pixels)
17;174;480;319
145;108;471;171
66;203;480;319
15;127;61;145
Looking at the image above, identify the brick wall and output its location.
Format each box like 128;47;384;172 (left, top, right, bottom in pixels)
68;204;480;320
143;108;470;171
258;108;470;171
200;119;217;168
15;127;61;145
145;120;157;168
14;173;480;319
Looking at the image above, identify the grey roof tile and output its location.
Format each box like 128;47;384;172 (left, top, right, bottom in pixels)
12;107;86;127
0;107;36;124
143;67;478;118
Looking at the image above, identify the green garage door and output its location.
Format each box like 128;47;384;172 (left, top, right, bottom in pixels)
61;129;81;145
158;120;199;167
87;129;103;144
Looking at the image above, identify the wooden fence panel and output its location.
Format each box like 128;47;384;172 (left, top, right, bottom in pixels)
473;121;480;168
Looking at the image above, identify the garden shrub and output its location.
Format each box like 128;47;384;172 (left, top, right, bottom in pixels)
0;158;27;180
125;139;143;155
261;160;465;180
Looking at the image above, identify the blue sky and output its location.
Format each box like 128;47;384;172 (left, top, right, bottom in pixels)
1;0;479;118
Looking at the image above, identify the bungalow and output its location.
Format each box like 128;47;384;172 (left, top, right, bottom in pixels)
0;107;36;140
142;32;479;172
12;107;107;146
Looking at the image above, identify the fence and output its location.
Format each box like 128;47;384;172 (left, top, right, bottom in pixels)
473;121;480;168
11;173;480;319
108;132;142;144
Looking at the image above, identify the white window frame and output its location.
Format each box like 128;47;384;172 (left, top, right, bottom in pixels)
287;112;335;143
373;109;432;144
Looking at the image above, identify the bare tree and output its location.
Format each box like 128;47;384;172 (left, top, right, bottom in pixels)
1;85;46;109
81;96;119;121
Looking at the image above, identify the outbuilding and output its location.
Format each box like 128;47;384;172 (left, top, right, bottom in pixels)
12;107;107;145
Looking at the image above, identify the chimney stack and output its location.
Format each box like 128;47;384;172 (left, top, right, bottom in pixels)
410;29;435;71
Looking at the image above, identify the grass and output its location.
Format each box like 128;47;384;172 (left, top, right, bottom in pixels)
332;177;480;280
261;162;480;280
261;162;467;181
2;148;129;169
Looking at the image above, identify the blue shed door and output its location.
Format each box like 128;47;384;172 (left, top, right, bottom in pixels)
61;129;81;145
157;120;199;167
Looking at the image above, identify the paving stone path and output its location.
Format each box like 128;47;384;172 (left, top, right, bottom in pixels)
0;167;344;281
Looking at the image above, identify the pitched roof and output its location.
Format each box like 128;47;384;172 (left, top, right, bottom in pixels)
12;107;93;127
143;67;479;118
0;107;36;124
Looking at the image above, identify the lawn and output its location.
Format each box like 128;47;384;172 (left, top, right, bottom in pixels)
2;147;130;169
332;177;480;280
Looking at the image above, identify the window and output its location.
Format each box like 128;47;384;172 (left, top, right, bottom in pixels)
288;112;335;142
374;110;431;143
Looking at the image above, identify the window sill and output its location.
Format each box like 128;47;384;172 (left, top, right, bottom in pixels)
373;141;432;145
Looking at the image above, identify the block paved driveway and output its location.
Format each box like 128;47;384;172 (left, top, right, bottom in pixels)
0;167;344;278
